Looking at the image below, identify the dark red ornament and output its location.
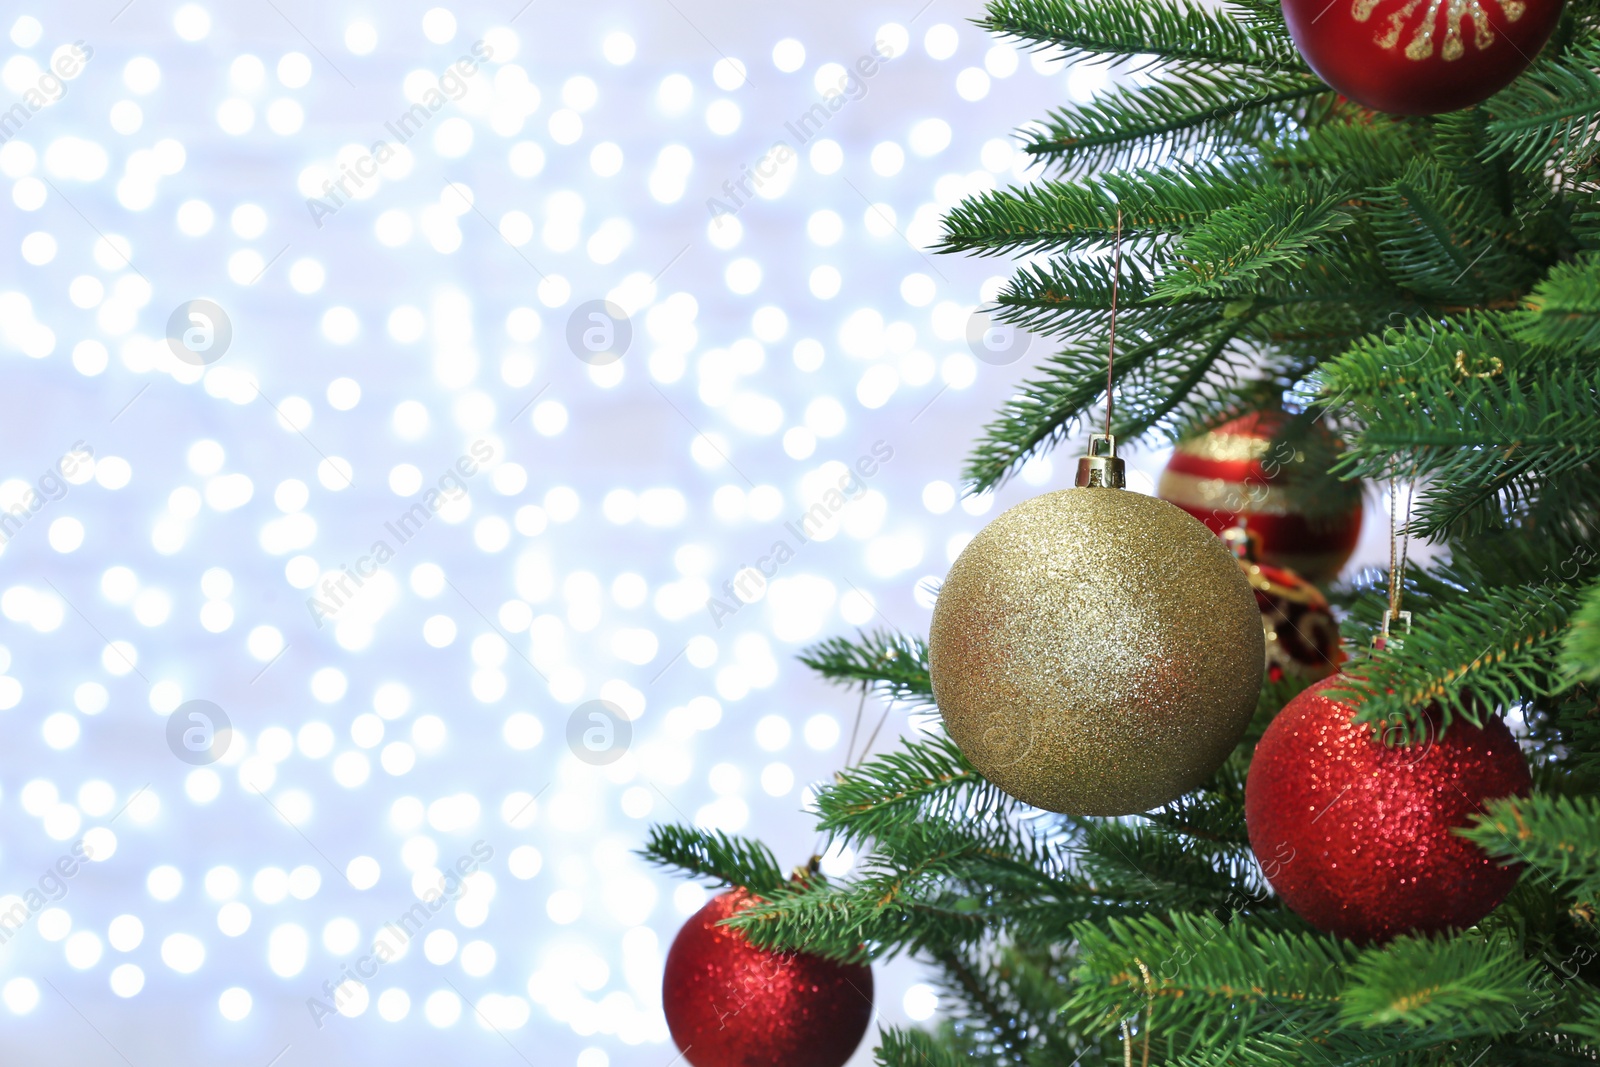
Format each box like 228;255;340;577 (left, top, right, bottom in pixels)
1282;0;1562;114
1159;410;1362;582
1224;525;1344;682
1247;560;1345;683
662;889;874;1067
1245;675;1531;944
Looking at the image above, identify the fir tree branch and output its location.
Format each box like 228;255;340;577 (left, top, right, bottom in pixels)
1151;184;1355;300
814;734;1015;845
1021;70;1329;173
1073;819;1263;915
1366;158;1534;303
1270;105;1429;176
1562;580;1600;683
1338;934;1545;1034
798;630;933;702
1145;755;1254;848
936;162;1264;259
1337;369;1600;476
1330;579;1581;731
960;311;1227;490
978;0;1307;71
1064;912;1351;1051
874;1027;973;1067
1516;253;1600;350
1105;323;1256;440
1461;793;1600;905
1157;1033;1441;1066
1335;368;1600;539
1486;40;1600;173
1319;312;1527;404
985;252;1189;334
636;826;788;895
726;819;1107;959
728;879;988;962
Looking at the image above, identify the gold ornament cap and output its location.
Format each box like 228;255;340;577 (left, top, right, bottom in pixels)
1075;433;1126;488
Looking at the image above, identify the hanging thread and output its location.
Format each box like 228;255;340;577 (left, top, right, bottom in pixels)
815;684;895;861
1105;207;1123;439
1381;459;1415;646
840;685;868;773
816;685;873;861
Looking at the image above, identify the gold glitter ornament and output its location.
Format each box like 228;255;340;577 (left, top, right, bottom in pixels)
929;436;1264;816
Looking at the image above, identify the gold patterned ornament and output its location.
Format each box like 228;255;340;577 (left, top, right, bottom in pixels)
929;436;1265;816
1280;0;1562;114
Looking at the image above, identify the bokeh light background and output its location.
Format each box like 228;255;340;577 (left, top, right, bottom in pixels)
0;2;1394;1064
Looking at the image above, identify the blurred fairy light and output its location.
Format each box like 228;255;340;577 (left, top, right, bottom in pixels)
0;2;1229;1064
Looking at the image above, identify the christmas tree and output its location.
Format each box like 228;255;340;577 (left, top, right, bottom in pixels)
645;0;1600;1061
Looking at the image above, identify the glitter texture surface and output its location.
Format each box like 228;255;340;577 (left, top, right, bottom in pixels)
662;890;873;1067
927;487;1263;816
1245;676;1532;944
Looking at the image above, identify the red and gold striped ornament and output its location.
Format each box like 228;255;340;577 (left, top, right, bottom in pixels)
1159;411;1363;582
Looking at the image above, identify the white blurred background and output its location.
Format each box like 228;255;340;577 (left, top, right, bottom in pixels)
0;2;1390;1063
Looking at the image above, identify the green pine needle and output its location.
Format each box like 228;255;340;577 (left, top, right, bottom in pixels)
1517;253;1600;350
1462;793;1600;905
636;825;788;896
1562;579;1600;682
978;0;1306;71
1021;69;1328;173
1486;40;1600;173
1339;934;1544;1034
798;630;934;703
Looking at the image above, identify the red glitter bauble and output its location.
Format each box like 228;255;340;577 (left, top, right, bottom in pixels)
662;889;874;1067
1245;676;1531;944
1281;0;1562;114
1159;411;1362;582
